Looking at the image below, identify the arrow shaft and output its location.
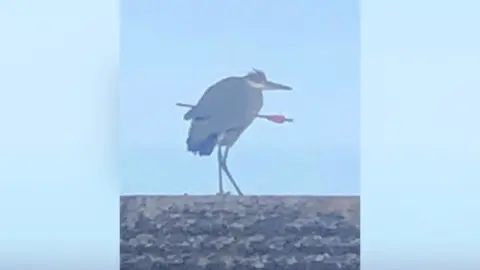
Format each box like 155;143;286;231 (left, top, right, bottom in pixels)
176;102;293;122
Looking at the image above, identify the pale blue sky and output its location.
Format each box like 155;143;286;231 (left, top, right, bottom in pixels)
119;1;360;195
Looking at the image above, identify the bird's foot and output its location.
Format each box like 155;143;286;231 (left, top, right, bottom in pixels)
216;191;231;196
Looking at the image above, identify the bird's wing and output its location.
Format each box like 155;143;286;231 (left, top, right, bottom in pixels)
183;77;242;120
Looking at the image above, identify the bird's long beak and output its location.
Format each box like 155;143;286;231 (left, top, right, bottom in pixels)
262;80;292;91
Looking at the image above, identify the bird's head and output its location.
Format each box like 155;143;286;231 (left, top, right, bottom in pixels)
244;69;292;91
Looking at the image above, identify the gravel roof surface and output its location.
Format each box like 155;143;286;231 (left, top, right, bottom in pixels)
121;195;360;270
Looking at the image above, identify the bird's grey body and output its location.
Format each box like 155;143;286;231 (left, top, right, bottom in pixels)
185;76;263;154
181;69;292;195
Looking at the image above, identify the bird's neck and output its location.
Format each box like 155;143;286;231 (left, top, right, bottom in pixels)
245;79;265;90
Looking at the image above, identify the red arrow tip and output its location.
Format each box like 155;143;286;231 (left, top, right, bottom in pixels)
266;115;286;124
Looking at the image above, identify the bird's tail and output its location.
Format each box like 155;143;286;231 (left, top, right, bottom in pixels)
187;133;218;156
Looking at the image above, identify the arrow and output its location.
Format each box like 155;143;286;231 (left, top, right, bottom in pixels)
176;102;293;124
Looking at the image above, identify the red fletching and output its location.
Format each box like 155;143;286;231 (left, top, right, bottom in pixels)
266;115;286;124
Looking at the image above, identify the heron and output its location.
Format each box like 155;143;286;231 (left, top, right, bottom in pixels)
181;69;292;196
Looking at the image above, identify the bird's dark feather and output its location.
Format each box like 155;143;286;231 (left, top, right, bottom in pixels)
183;108;194;120
186;132;218;156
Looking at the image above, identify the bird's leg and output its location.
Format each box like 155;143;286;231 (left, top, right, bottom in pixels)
221;147;244;196
216;145;224;196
